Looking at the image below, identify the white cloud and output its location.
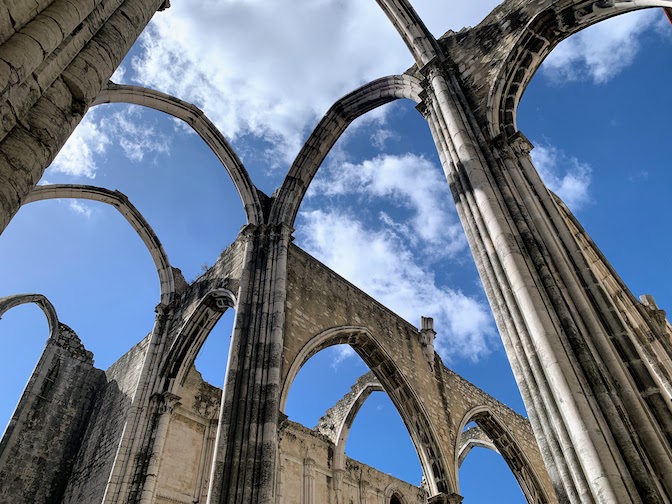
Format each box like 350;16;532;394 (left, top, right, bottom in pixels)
531;143;592;211
542;10;658;84
370;128;399;150
50;110;111;178
101;107;170;162
47;106;170;179
68;200;92;218
131;0;409;165
129;1;501;166
111;64;126;83
330;345;357;369
297;209;496;363
309;153;466;258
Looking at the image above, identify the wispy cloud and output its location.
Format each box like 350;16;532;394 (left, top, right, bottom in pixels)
542;10;659;84
330;345;357;369
531;143;592;211
47;106;170;179
50;110;111;178
297;209;496;363
68;200;93;218
370;128;399;150
103;107;170;162
129;1;504;166
308;153;466;258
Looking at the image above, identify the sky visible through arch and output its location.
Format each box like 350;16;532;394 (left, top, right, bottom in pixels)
1;2;672;502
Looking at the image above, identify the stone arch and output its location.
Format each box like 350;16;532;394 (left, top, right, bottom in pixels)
0;293;59;341
93;83;264;226
314;371;384;469
280;325;452;496
487;1;672;139
384;483;410;504
457;426;498;468
24;184;175;305
161;287;236;393
374;0;440;66
456;406;550;504
270;74;423;226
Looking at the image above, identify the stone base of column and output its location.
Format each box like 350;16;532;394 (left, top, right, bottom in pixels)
428;493;463;504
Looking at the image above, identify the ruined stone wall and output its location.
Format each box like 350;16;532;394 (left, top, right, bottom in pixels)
278;419;426;504
62;336;151;504
154;366;220;504
144;363;426;504
554;195;672;396
283;244;555;501
0;324;104;504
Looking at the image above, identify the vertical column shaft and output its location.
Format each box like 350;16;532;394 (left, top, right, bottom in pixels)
420;61;672;503
207;224;291;504
0;0;165;234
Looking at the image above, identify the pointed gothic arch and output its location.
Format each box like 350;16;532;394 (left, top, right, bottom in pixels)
487;1;672;139
93;83;264;226
456;406;551;504
24;184;175;305
160;287;237;393
280;325;453;497
270;74;423;226
0;294;59;341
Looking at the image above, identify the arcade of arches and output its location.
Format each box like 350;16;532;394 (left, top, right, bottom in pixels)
1;0;672;503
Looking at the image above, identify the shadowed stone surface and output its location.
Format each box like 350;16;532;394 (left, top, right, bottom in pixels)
1;0;672;503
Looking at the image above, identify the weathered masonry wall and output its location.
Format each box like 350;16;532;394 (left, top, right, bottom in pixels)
3;1;672;502
282;244;555;502
62;336;151;504
132;362;427;504
154;367;220;504
0;324;104;504
278;419;426;504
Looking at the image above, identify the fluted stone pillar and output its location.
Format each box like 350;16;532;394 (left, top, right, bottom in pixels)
207;224;291;504
0;0;166;233
419;60;672;503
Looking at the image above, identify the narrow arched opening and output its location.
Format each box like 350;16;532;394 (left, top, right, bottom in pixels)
284;345;426;500
0;302;52;435
459;447;527;503
456;407;550;504
517;8;672;317
44;101;247;282
153;297;236;504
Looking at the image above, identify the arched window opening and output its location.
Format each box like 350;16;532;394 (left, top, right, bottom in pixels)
193;309;235;388
47;101;247;282
0;200;158;365
294;98;497;366
285;345;425;496
517;9;672;317
347;392;423;485
154;308;235;504
286;344;368;428
0;304;50;434
459;447;526;503
390;492;403;504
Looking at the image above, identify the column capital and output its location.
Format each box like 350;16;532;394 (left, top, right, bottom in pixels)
508;131;534;157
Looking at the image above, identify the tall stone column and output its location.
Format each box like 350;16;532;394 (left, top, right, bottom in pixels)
207;224;291;504
419;61;672;503
0;0;166;234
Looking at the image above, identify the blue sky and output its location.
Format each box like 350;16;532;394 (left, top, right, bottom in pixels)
1;2;671;502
